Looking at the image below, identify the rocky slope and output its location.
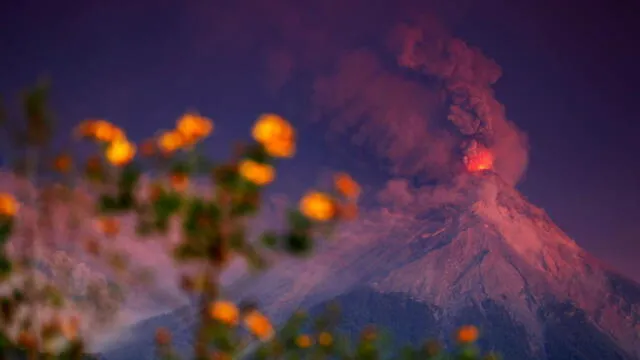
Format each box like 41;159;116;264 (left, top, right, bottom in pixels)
101;172;640;359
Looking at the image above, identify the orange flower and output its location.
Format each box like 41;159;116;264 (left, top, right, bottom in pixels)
148;183;164;201
238;160;275;186
77;120;124;143
155;328;172;346
17;331;38;349
83;238;101;256
97;217;120;237
105;138;136;166
75;120;97;138
456;325;479;344
210;352;231;360
318;332;333;347
296;334;313;348
424;340;441;356
61;316;80;340
361;325;377;342
176;113;213;142
169;172;189;192
334;173;360;199
251;114;296;158
243;310;274;340
0;193;19;217
209;301;239;326
53;154;73;173
299;191;336;222
86;156;102;172
158;130;186;154
264;138;295;158
94;121;125;143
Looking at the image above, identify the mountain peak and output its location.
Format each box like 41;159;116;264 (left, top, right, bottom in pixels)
101;170;640;359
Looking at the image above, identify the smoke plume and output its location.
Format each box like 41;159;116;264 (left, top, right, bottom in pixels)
389;20;529;184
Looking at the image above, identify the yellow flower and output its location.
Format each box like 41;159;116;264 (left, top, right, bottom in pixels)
334;173;360;199
176;113;213;142
0;193;19;217
318;332;333;347
456;325;479;344
238;160;275;186
243;310;274;340
158;130;186;154
299;192;336;222
209;301;239;326
296;334;313;348
251;114;296;158
106;138;136;166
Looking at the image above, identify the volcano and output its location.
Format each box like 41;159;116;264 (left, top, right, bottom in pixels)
101;172;640;360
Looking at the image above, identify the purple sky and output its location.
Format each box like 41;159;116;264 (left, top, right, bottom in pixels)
0;0;639;281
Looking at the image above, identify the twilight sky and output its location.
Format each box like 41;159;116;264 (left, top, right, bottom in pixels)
0;0;639;281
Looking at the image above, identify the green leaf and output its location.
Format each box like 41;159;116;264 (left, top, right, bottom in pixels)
154;191;182;219
98;194;120;213
213;164;241;190
0;219;13;244
241;244;267;270
182;198;219;237
170;160;192;175
287;210;312;233
260;232;279;248
229;229;245;250
118;163;141;192
0;255;12;276
135;219;154;236
243;143;271;164
173;242;203;262
117;191;135;210
193;155;214;175
284;233;313;255
230;193;260;216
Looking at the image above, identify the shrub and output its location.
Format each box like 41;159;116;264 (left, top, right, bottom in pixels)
0;81;501;360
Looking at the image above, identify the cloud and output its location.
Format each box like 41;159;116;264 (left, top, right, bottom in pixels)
311;49;459;179
186;1;529;185
389;20;530;184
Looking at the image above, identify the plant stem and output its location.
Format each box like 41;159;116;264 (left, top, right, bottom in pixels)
24;146;40;360
194;266;217;360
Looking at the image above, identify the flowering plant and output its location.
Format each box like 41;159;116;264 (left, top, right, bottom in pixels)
0;81;500;360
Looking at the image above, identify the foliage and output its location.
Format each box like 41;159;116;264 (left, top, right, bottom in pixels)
0;82;502;359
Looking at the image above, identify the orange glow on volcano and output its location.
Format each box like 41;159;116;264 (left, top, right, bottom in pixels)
465;148;494;172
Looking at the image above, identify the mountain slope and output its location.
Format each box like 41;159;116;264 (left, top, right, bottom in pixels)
102;172;640;359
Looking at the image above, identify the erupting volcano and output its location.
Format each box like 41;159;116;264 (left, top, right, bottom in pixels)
464;145;495;173
103;171;640;360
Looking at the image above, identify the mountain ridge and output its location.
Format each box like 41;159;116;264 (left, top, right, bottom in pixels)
101;172;640;359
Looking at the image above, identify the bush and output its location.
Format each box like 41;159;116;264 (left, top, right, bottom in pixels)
0;81;501;360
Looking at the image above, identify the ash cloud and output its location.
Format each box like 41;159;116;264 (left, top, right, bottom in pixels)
389;20;529;185
189;1;530;185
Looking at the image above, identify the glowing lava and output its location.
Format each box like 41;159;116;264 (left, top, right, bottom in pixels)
464;148;494;172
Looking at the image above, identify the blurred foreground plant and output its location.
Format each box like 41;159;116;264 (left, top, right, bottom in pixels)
0;82;501;360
